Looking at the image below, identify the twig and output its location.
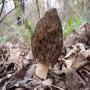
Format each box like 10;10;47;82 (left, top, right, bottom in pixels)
50;84;64;90
76;70;86;85
36;0;40;19
0;0;27;23
2;82;7;90
0;0;9;5
0;0;5;17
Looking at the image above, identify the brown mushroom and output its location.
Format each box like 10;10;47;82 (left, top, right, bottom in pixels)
31;8;63;79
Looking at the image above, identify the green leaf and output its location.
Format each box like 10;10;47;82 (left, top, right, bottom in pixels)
74;16;81;26
63;17;73;38
27;20;34;33
28;20;32;27
64;28;71;37
26;31;31;49
67;17;72;28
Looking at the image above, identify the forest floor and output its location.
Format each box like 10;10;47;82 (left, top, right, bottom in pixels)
0;23;90;90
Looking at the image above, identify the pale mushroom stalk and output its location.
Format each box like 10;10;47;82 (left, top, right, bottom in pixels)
35;63;49;79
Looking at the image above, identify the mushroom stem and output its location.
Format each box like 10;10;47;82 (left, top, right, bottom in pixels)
35;63;49;79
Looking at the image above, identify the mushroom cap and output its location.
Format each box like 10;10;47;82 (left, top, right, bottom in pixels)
31;8;63;65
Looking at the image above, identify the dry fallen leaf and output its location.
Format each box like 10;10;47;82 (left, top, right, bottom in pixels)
42;78;52;86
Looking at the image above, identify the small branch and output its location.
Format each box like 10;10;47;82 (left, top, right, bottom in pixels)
0;0;27;23
76;70;86;85
0;0;5;17
36;0;40;19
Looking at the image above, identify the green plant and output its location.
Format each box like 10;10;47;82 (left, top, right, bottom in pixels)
63;15;86;38
16;25;24;37
0;36;7;44
13;23;25;42
26;20;34;49
63;17;73;37
26;30;31;49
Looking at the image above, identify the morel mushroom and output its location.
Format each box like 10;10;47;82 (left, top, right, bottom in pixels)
31;8;63;79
